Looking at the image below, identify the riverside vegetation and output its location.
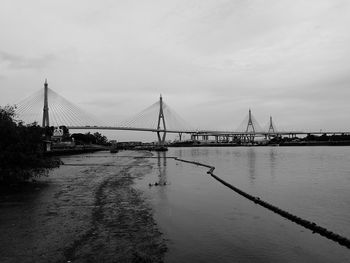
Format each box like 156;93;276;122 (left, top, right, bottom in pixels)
0;105;60;187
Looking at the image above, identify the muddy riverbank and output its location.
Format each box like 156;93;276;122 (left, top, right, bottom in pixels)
0;151;166;263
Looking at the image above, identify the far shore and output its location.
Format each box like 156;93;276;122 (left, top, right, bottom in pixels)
169;140;350;147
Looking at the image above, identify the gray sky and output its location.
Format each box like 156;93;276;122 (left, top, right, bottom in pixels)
1;0;350;140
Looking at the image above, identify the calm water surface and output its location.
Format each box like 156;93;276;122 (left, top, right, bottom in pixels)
136;146;350;262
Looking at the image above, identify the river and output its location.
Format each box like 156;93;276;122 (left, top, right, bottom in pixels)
1;146;349;262
135;146;350;262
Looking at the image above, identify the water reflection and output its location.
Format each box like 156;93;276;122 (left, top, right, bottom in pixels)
176;148;183;159
190;148;200;157
201;148;209;157
247;148;256;183
269;148;277;179
156;151;167;186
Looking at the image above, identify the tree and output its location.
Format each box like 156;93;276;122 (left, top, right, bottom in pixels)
44;126;55;137
71;132;109;145
93;132;108;145
0;105;60;184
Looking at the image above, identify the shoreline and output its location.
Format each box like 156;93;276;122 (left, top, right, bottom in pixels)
44;146;107;156
0;151;166;263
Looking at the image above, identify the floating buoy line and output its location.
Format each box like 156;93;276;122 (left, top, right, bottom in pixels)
171;156;350;250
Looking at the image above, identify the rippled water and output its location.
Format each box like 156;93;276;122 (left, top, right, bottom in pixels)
136;146;350;263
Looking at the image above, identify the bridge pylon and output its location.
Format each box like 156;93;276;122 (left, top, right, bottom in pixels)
268;116;276;134
157;94;167;146
266;115;279;140
42;79;50;127
244;109;255;143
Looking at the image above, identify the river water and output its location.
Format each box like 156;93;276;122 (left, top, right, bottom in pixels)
3;147;347;262
135;146;350;262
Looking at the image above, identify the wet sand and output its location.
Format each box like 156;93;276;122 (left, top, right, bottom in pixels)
0;151;166;263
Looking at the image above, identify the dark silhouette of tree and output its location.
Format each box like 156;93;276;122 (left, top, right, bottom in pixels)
71;132;109;145
71;133;90;144
0;105;60;184
93;132;108;145
44;126;55;137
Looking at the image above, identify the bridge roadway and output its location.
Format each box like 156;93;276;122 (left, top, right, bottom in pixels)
67;126;350;137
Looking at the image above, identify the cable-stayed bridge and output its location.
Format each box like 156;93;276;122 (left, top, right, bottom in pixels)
14;81;349;145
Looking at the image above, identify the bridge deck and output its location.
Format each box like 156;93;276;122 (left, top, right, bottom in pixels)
67;126;349;136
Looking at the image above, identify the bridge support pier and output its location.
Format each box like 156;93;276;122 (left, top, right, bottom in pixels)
157;131;167;146
178;132;183;141
191;134;198;141
202;135;209;141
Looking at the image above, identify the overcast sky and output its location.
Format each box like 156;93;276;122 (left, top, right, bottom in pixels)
1;0;350;140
